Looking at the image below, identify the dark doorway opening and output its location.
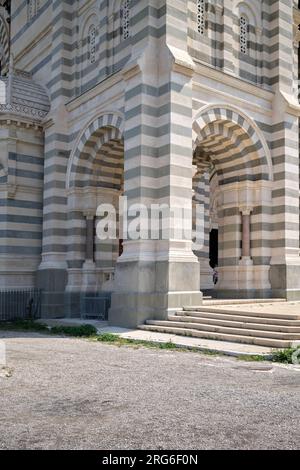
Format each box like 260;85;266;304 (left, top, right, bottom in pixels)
119;239;124;257
209;229;218;269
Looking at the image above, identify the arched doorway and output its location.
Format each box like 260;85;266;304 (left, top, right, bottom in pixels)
193;106;273;298
65;113;124;317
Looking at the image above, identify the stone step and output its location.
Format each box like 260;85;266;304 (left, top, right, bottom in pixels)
146;320;300;340
169;315;300;333
182;307;300;320
201;298;284;306
175;311;300;326
139;324;300;349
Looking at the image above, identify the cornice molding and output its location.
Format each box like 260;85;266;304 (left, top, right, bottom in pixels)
167;45;195;77
0;114;43;130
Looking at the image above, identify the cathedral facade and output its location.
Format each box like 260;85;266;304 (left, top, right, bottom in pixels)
1;0;300;327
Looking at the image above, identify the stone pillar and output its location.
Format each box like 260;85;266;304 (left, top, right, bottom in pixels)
36;0;75;317
82;212;97;293
85;214;95;264
234;207;254;292
109;4;203;327
36;120;68;317
194;172;214;290
240;207;253;265
269;1;300;300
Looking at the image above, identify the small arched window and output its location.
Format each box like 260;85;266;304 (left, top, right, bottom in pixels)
240;16;249;54
88;25;96;64
120;0;130;41
197;0;206;35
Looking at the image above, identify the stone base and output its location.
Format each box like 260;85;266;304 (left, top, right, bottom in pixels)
108;258;203;328
203;288;277;300
199;257;214;290
217;265;271;291
64;291;81;318
270;262;300;301
109;290;203;328
40;291;67;318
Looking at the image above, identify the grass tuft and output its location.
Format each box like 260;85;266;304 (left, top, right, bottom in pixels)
271;348;300;364
0;320;97;337
50;324;97;337
237;354;268;362
0;320;49;332
96;333;119;343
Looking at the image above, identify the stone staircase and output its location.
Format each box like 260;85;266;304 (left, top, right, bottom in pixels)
139;300;300;349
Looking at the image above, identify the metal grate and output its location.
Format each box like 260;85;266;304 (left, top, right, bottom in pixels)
0;289;42;321
80;293;111;321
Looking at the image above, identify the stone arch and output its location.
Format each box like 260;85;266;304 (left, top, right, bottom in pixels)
234;1;261;30
193;104;272;294
78;9;100;41
67;112;124;191
65;112;125;300
193;104;273;182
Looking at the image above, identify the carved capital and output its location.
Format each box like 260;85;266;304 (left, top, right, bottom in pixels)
240;206;253;216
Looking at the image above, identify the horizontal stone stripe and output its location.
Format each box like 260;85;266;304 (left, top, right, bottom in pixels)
9;153;44;166
0;199;42;210
0;230;42;240
8;168;44;181
41;244;68;253
0;246;42;255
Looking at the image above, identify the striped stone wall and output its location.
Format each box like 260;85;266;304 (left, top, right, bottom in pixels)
10;1;299;97
0;124;44;289
2;0;300;322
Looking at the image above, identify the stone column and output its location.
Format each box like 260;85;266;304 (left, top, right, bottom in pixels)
85;214;95;264
268;1;300;300
36;0;75;317
240;207;253;266
194;172;214;290
109;3;203;328
82;212;97;293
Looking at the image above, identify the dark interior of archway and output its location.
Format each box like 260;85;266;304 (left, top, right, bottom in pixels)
209;229;218;269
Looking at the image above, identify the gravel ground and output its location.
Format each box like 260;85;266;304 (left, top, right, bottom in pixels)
0;331;300;450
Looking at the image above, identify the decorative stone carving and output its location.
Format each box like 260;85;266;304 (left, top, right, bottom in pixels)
0;67;50;122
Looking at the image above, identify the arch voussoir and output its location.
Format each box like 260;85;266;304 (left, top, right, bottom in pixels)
193;105;273;184
67;112;124;191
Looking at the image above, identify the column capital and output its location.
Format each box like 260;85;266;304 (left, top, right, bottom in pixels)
240;206;253;216
83;210;95;220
